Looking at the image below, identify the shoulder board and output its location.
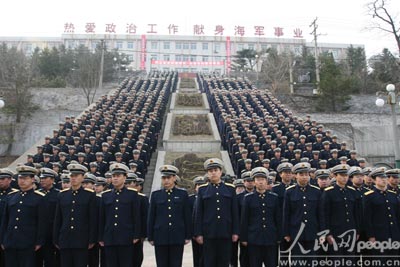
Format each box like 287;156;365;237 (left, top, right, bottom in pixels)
364;190;374;196
347;186;356;191
388;190;397;194
310;185;320;190
84;188;95;193
199;183;209;188
138;193;146;197
10;188;18;193
324;186;334;191
244;192;254;197
34;190;46;196
268;191;278;197
8;189;19;195
102;189;112;194
96;194;102;197
286;185;296;190
60;188;70;193
127;187;138;191
272;183;281;187
53;188;60;192
225;183;235;188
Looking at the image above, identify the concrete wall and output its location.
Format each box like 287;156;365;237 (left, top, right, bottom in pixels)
0;86;113;157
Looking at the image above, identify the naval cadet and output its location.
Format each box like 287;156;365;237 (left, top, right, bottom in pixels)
98;163;141;267
189;177;206;267
131;175;148;267
240;167;281;267
0;169;17;267
272;162;294;261
0;165;47;267
315;169;331;190
53;163;98;267
320;164;361;257
283;162;321;261
386;169;400;196
363;167;400;259
37;168;60;267
194;158;239;267
147;165;191;267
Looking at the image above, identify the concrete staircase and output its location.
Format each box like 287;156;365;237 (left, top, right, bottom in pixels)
143;151;159;195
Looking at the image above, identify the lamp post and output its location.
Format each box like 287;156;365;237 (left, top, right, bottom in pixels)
0;98;5;109
375;84;400;168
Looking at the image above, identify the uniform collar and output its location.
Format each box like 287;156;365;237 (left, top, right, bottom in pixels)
297;183;308;191
20;188;34;196
113;186;126;193
164;187;175;193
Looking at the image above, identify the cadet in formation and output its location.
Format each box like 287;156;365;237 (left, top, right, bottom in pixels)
147;165;191;267
99;163;141;267
53;164;97;267
194;158;239;267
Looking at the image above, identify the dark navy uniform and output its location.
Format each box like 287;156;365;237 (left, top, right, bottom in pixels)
283;183;321;258
37;186;60;267
147;187;191;267
320;184;361;255
0;189;47;267
53;186;98;267
99;187;141;267
240;191;281;267
364;187;400;242
194;182;239;267
133;192;148;267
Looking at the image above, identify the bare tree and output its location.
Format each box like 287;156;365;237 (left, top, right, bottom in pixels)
68;46;100;106
0;44;36;123
367;0;400;57
259;49;290;93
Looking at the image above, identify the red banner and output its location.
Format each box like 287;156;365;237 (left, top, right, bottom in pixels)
151;60;224;66
140;35;146;70
226;36;231;75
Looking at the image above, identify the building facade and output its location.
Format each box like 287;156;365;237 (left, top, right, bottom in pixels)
0;34;362;74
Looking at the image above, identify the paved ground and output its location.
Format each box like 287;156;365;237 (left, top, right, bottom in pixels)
142;241;193;267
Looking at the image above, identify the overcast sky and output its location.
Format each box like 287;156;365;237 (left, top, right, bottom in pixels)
1;0;399;57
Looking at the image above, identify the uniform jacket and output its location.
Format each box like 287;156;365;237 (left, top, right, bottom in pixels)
194;182;239;239
147;187;191;245
99;187;141;246
0;189;47;249
240;191;281;245
53;186;97;249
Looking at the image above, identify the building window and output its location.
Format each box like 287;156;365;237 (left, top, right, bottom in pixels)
150;54;157;61
175;42;182;49
116;41;123;49
183;43;189;49
163;55;170;61
182;55;189;61
128;55;134;61
176;55;182;61
127;42;134;49
238;44;244;51
202;56;209;62
164;42;170;49
151;42;158;49
190;55;196;62
190;43;197;50
202;42;208;50
214;43;221;52
91;43;97;50
248;44;254;50
163;67;170;71
261;44;268;51
202;68;209;72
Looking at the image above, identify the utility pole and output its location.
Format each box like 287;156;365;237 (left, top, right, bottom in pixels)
309;17;320;94
289;54;295;94
98;39;105;90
